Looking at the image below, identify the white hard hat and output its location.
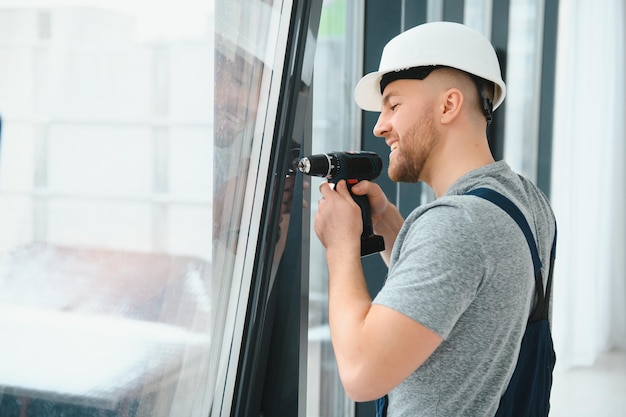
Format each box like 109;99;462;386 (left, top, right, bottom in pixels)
354;21;506;112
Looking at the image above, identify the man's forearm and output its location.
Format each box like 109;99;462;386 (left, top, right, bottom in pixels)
325;249;374;398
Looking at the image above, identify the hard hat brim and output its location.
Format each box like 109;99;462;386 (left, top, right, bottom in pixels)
354;71;386;112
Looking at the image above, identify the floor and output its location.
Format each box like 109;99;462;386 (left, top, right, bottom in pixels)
550;350;626;417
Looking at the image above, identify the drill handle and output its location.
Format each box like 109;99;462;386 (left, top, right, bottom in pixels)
350;192;386;257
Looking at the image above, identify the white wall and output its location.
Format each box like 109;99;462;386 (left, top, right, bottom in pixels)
0;6;213;261
551;0;626;369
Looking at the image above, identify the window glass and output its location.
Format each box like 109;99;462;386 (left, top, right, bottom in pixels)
211;0;285;412
465;0;545;182
503;0;545;181
307;0;362;415
464;0;493;38
0;1;237;416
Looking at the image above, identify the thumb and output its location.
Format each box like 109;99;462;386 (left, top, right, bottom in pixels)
350;180;369;196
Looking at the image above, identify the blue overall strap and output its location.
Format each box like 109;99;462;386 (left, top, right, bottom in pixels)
375;394;388;417
465;187;551;322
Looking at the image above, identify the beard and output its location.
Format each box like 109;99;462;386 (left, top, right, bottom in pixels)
388;107;441;183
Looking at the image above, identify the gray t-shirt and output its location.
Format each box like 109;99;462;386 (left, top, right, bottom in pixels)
373;161;556;417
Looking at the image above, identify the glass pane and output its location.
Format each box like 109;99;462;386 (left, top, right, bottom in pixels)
464;0;493;38
307;0;362;415
503;0;545;181
0;2;217;416
212;0;285;412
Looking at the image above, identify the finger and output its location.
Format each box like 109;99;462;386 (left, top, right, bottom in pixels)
319;181;334;197
334;180;354;201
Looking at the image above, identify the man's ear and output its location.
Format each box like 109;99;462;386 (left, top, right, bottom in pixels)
439;88;464;125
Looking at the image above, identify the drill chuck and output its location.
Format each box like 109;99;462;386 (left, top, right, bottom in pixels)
297;153;336;178
296;151;382;182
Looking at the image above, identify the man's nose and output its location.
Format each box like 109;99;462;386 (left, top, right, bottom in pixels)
373;112;390;138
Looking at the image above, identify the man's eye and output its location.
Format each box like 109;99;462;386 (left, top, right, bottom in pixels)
390;104;399;111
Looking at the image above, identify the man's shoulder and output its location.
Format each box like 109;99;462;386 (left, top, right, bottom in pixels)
404;193;500;227
399;196;493;249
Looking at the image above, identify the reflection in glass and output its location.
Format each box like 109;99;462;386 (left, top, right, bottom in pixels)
213;1;266;272
211;0;273;412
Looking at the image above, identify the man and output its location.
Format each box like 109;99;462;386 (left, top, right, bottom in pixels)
313;21;556;416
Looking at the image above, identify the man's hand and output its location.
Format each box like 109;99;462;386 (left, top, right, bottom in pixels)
350;179;390;222
314;180;362;258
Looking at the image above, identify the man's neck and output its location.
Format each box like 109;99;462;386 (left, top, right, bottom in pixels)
427;134;494;198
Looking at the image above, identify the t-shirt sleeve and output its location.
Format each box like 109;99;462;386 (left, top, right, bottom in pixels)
372;202;486;339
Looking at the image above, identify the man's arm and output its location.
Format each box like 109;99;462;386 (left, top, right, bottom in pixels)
315;181;443;401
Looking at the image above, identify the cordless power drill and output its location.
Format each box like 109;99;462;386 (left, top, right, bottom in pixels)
296;151;385;257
